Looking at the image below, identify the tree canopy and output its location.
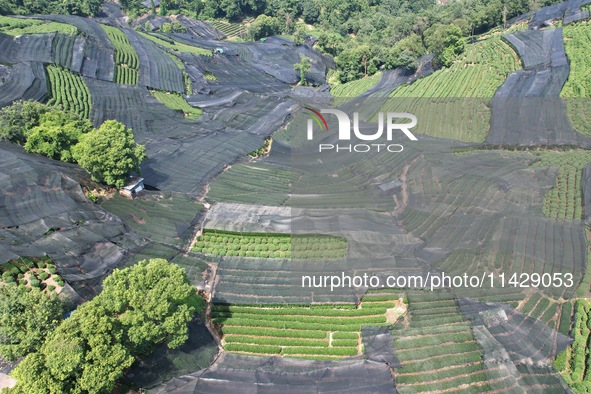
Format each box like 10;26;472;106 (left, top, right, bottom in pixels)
71;120;147;188
0;286;65;362
24;110;93;163
9;259;198;394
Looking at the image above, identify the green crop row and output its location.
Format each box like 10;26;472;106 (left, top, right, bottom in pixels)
214;313;386;325
212;305;390;317
331;332;359;340
151;90;202;120
224;335;328;347
281;347;357;356
221;326;328;339
331;339;358;347
46;66;92;119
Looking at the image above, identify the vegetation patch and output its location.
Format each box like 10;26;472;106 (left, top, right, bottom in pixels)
101;24;140;85
193;229;348;259
330;72;381;100
213;292;402;359
248;136;271;157
532;150;591;220
555;299;591;392
150;90;202;119
561;23;591;136
138;31;211;56
0;256;64;292
46;65;92;120
209;20;249;38
0;15;77;36
384;35;521;143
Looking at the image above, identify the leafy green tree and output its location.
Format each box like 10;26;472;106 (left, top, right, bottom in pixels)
99;258;197;353
24;111;92;162
335;44;379;82
293;25;306;45
9;259;197;394
72;120;146;188
248;14;283;40
396;49;419;71
0;286;65;362
294;56;311;85
0;100;52;144
424;23;465;67
301;0;320;24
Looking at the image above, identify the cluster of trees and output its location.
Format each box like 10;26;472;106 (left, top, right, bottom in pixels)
0;0;103;16
1;0;564;83
165;0;559;82
0;101;146;189
3;259;201;394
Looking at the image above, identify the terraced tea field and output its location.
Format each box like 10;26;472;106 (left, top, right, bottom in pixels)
385;35;522;142
533;150;591;220
561;23;591;136
213;291;401;359
330;72;381;98
193;229;348;259
209;20;248;38
555;299;591;392
46;65;92;119
101;24;139;85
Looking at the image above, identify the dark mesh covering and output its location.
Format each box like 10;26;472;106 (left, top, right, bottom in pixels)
362;326;400;367
148;353;396;394
488;29;591;146
0;142;148;298
0;62;47;107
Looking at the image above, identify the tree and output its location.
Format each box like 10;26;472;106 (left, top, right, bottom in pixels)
0;286;65;362
294;56;311;85
293;25;306;45
424;23;465;67
9;259;197;394
72;120;146;189
0;100;52;144
301;0;320;24
248;14;283;40
397;49;420;71
24;110;92;162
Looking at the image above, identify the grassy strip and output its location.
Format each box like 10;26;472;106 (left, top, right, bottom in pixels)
138;31;211;55
150;90;201;119
0;16;76;36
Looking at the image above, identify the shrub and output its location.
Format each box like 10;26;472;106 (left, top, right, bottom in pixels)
48;285;56;292
48;267;57;274
29;279;40;287
39;272;49;281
